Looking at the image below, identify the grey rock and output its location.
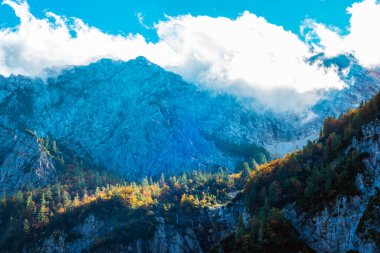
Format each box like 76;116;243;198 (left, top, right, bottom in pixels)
284;121;380;253
0;128;56;194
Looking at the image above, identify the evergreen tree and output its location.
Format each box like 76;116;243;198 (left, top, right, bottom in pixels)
41;193;46;207
38;194;49;224
258;153;268;164
251;158;259;170
83;188;88;200
62;191;71;208
23;218;30;234
45;186;53;201
141;177;149;187
13;190;23;203
26;193;33;210
241;162;251;180
73;193;80;207
159;173;165;186
54;184;62;204
95;186;101;195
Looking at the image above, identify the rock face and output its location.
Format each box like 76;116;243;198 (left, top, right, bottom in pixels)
0;128;56;194
29;201;248;253
284;121;380;253
0;55;379;182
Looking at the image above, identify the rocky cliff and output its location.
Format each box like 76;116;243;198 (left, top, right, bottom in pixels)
284;121;380;253
24;201;248;253
0;128;56;195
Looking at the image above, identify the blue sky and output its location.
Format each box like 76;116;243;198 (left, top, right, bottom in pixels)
0;0;358;41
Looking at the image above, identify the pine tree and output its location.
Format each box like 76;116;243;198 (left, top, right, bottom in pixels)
180;173;188;185
95;186;101;195
241;162;251;180
159;173;165;186
73;193;80;207
41;193;46;207
14;190;24;203
23;218;30;234
194;195;200;208
141;177;149;187
251;158;259;170
258;153;268;164
45;187;53;201
26;193;33;210
62;190;71;208
54;184;62;204
83;188;88;200
38;194;49;224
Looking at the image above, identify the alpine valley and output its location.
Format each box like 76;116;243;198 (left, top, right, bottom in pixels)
0;55;380;253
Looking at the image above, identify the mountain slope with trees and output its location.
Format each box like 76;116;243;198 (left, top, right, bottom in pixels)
223;92;380;252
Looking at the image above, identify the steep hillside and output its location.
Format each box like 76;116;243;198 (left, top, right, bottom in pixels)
226;92;380;252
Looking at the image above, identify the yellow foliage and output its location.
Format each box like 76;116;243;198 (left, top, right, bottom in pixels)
180;193;187;206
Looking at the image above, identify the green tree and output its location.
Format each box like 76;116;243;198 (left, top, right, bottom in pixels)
251;158;259;170
45;186;53;201
26;193;33;210
83;188;88;200
38;194;49;224
23;219;30;234
62;190;71;208
95;187;100;195
159;173;165;186
13;190;24;203
241;162;251;180
141;177;149;187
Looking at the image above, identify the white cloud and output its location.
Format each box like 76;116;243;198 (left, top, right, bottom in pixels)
137;12;151;30
305;0;380;68
0;0;347;113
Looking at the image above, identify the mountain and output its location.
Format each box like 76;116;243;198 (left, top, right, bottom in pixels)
0;55;379;195
1;78;380;252
1;57;278;186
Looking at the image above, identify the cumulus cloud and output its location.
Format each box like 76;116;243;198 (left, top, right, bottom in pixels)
305;0;380;68
0;0;348;113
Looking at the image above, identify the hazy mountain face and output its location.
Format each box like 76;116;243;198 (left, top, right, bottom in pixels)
0;56;378;181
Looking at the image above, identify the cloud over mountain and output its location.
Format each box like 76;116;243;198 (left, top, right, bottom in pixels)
305;0;380;68
2;0;376;113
